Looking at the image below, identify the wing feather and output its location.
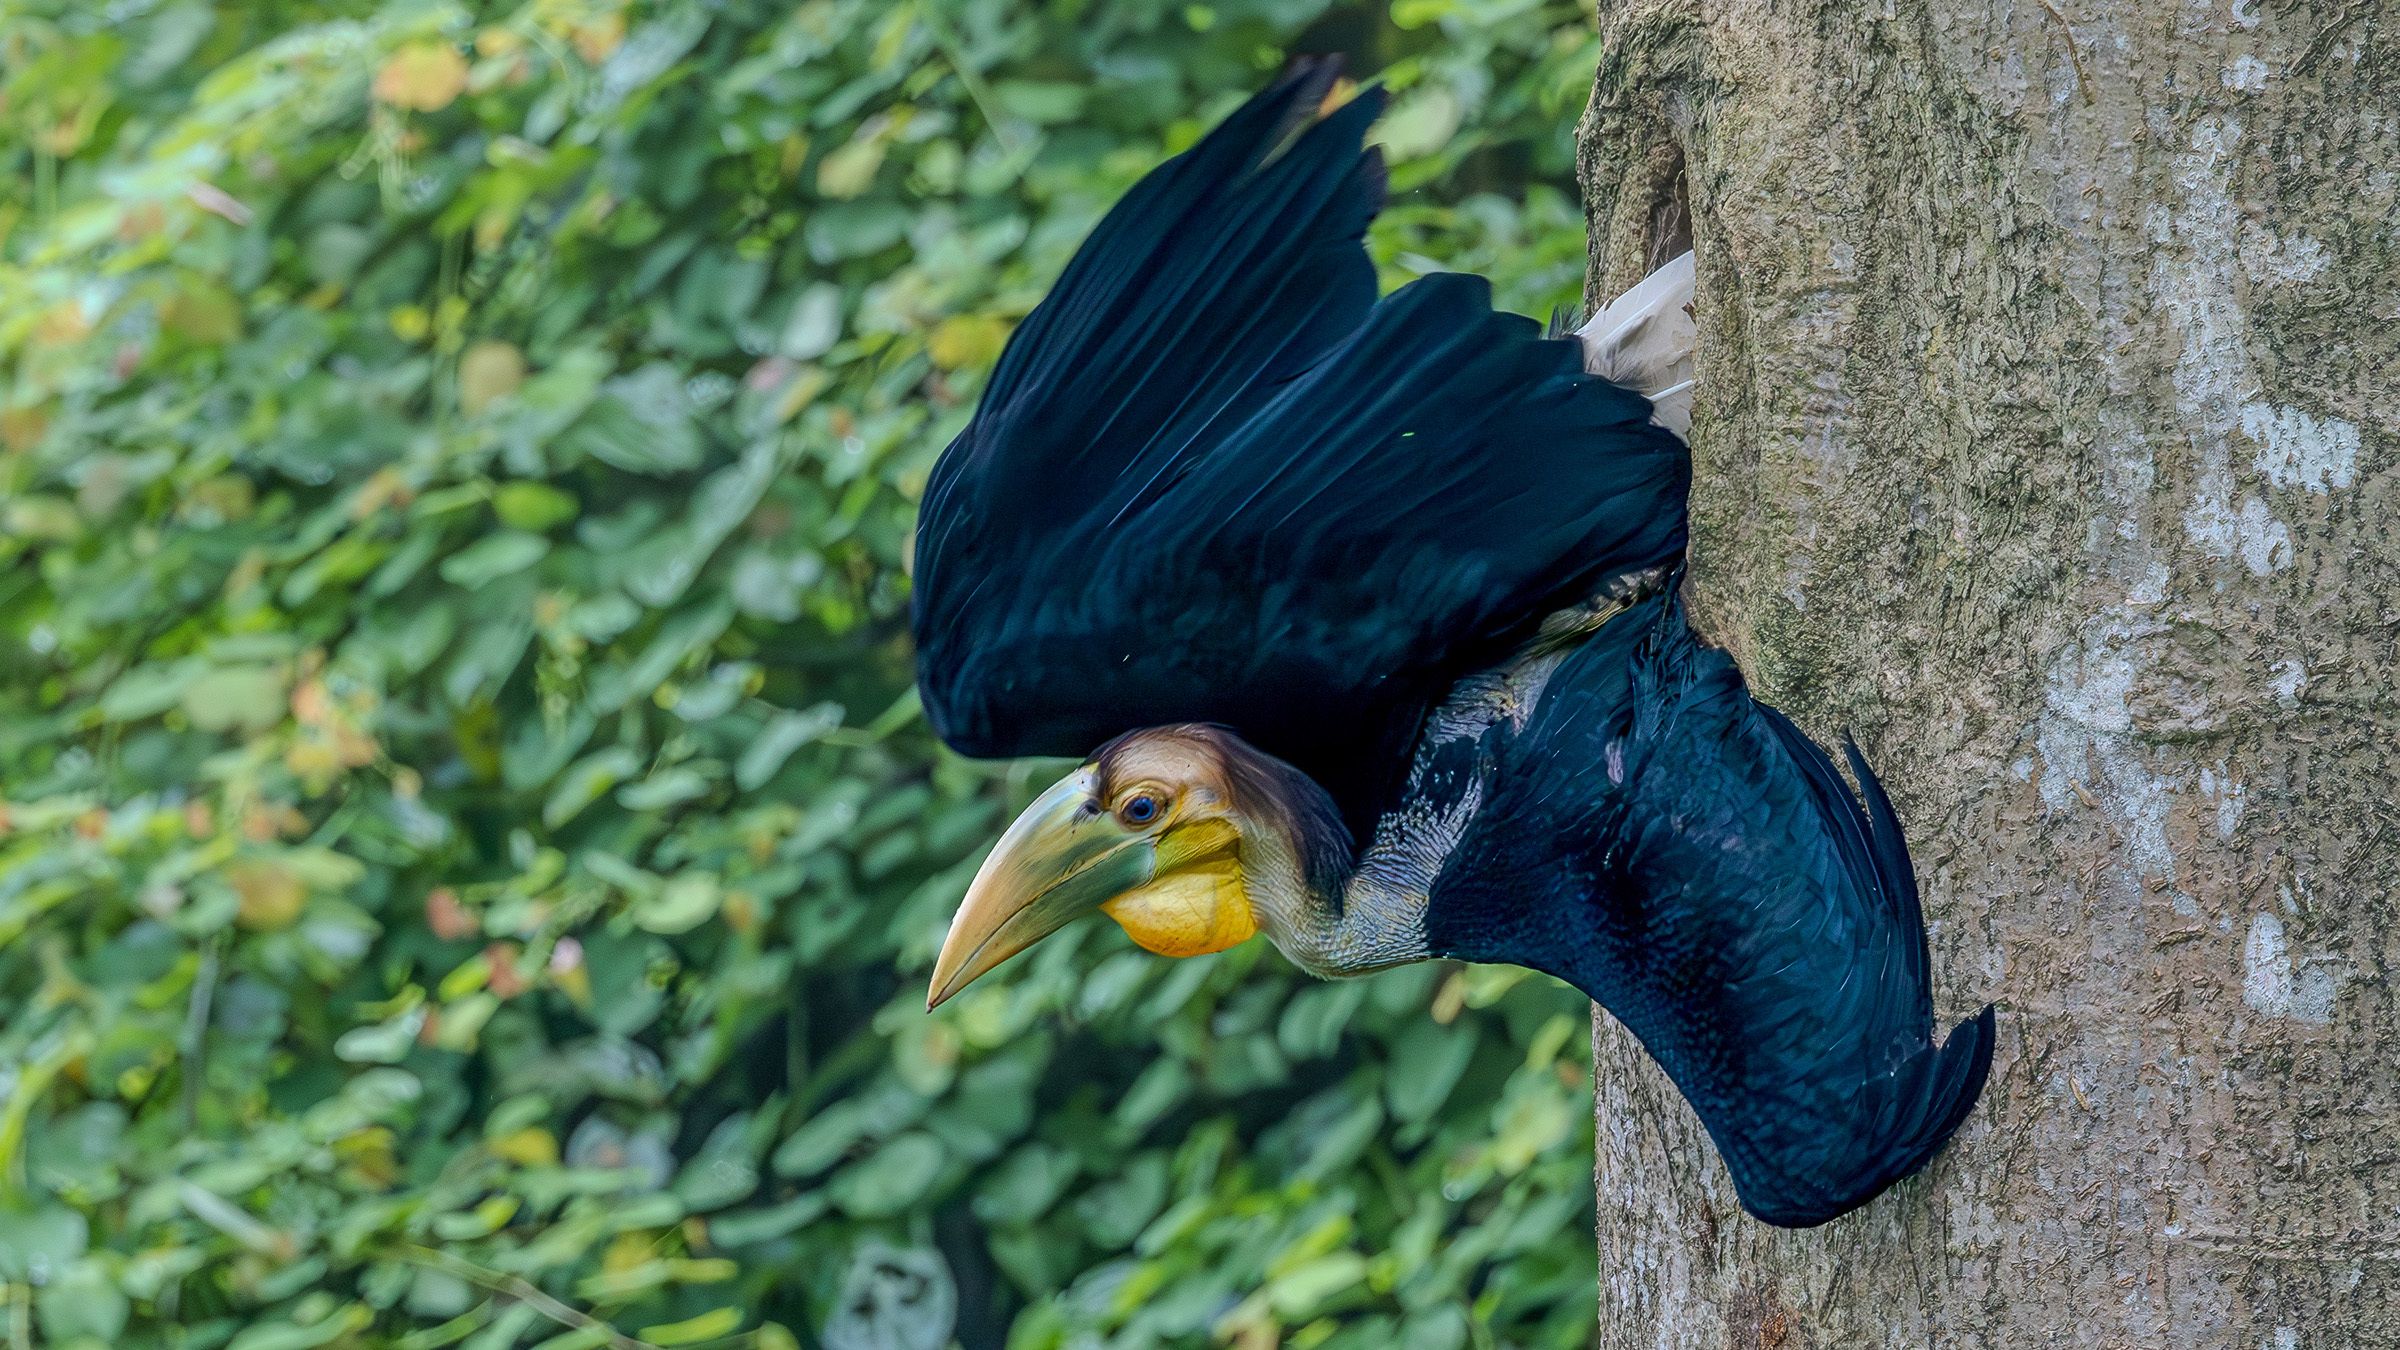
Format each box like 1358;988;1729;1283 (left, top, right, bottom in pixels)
914;71;1687;826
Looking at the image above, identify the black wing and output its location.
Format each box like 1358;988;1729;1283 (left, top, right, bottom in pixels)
1427;593;1994;1226
912;65;1688;827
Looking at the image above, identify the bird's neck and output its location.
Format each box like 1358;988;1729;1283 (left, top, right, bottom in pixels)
1197;725;1436;977
1239;788;1435;980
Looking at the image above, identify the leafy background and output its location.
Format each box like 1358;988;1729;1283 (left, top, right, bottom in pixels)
0;1;1609;1346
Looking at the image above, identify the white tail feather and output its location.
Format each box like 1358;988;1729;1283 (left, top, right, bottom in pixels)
1574;250;1696;440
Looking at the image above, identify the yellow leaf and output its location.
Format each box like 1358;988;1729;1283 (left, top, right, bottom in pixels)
640;1308;743;1347
4;494;78;543
553;963;592;1006
773;366;828;424
816;137;886;199
291;678;332;727
162;280;243;347
664;1257;739;1283
186;474;257;523
349;466;413;519
490;1126;559;1167
474;207;512;253
389;305;431;342
373;43;471;113
1430;971;1466;1024
35;301;94;345
571;13;627;64
334;1127;401;1189
334;725;378;769
436;954;491;1001
282;739;342;786
927;314;1008;371
0;404;51;453
602;1232;651;1274
117;201;169;241
228;860;305;931
458;340;527;415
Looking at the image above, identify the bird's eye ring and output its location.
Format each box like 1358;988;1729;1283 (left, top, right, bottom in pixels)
1119;793;1162;826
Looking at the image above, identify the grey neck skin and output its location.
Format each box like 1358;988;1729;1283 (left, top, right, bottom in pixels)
1241;593;1623;979
1241;815;1431;979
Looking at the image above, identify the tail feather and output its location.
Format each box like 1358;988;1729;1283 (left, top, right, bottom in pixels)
1873;1006;1999;1198
1575;250;1697;438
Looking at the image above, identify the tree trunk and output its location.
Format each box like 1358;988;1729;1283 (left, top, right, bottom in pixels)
1575;0;2398;1343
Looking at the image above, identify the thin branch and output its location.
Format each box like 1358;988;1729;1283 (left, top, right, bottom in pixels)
916;1;1024;158
180;938;223;1132
381;1243;662;1350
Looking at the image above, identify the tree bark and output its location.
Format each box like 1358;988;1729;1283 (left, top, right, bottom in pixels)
1575;0;2398;1344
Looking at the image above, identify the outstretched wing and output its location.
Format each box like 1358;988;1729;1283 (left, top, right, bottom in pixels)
1427;593;1994;1226
913;66;1688;824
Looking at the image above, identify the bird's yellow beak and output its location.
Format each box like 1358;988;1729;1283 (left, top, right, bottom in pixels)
928;770;1155;1008
928;766;1257;1009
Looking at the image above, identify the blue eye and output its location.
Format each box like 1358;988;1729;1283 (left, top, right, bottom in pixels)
1120;794;1161;825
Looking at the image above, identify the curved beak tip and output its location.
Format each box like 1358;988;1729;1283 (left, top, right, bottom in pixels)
921;767;1154;1010
924;970;964;1012
923;943;973;1012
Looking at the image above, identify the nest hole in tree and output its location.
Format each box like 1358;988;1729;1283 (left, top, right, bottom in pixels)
1645;146;1693;270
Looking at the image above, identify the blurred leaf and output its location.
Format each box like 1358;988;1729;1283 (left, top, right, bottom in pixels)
0;1206;88;1281
927;314;1009;371
228;858;307;931
491;482;578;532
374;43;469;112
631;871;720;935
440;531;549;588
459;341;528;415
183;664;289;734
100;658;206;721
641;1308;742;1345
818;137;887;199
39;1259;132;1341
575;365;702;475
822;1242;956;1350
544;747;643;828
735;702;843;789
827;1132;943;1218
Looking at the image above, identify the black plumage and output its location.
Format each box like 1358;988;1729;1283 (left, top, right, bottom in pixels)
913;63;1688;829
911;63;1991;1228
1424;589;1995;1224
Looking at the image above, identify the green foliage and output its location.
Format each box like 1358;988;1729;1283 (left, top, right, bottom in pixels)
0;1;1605;1345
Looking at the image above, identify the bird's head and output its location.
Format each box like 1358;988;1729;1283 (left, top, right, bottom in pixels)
926;724;1349;1008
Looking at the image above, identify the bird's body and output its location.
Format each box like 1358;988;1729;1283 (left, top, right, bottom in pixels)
1413;594;1991;1225
911;61;1992;1228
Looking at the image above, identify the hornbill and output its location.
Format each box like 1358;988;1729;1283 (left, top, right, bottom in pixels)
908;62;1993;1228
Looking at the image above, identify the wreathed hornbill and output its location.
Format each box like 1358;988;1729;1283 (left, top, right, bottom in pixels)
909;62;1993;1227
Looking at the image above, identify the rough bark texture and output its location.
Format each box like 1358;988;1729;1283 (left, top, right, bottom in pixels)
1575;0;2398;1344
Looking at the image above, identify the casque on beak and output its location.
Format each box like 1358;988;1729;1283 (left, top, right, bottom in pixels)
926;768;1157;1008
